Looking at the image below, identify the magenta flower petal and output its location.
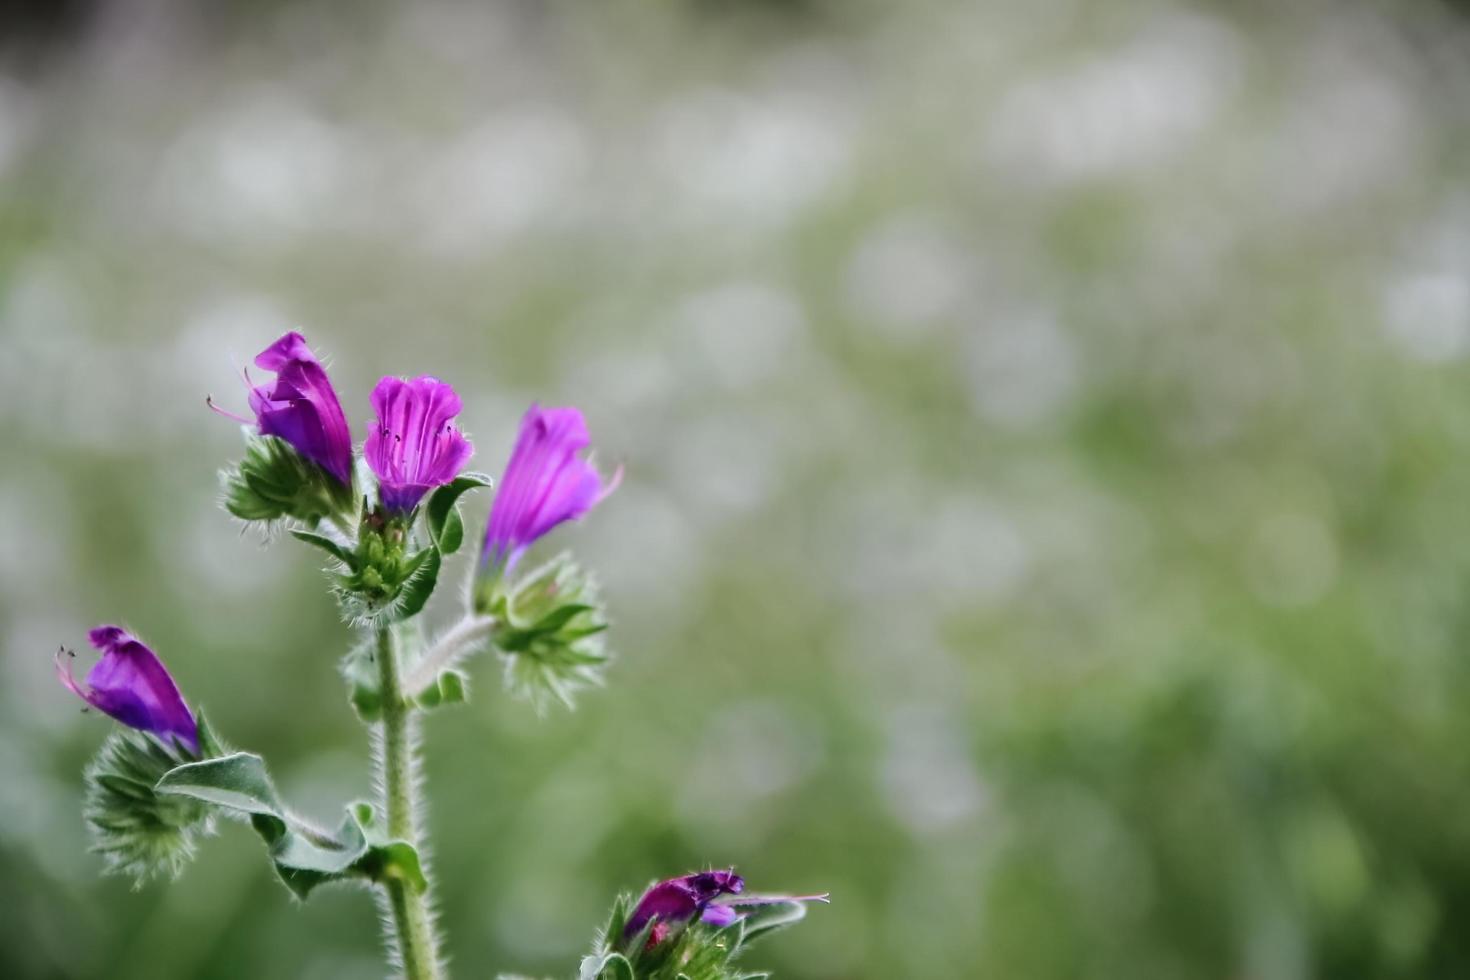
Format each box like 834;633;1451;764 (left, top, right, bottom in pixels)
57;626;198;753
482;404;619;572
235;331;354;486
623;870;745;940
622;869;828;943
364;376;474;514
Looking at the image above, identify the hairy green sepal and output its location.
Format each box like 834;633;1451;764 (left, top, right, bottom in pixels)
335;517;441;626
223;432;353;526
83;728;215;884
487;552;611;710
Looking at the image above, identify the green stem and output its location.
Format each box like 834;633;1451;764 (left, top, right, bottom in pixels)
376;626;443;980
401;614;497;697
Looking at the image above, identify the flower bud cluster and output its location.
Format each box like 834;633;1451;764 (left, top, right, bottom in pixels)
581;871;828;980
54;328;822;980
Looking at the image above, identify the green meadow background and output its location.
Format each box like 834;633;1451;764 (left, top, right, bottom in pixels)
5;1;1470;977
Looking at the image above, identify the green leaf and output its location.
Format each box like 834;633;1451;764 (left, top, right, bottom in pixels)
359;839;429;893
578;952;633;980
290;529;359;569
415;668;468;710
438;508;465;556
425;472;492;555
267;808;371;897
340;639;383;722
530;602;597;635
601;954;635;980
392;547;441;621
156;754;427;899
156;753;287;835
349;802;429;893
601;893;631;947
735;900;810;946
194;710;229;758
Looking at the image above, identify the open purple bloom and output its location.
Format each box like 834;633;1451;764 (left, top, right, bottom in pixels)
623;869;827;943
365;376;474;514
56;626;198;754
482;405;620;573
211;331;354;486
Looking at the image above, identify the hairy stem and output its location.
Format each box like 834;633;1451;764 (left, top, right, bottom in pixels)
376;626;443;980
401;614;496;697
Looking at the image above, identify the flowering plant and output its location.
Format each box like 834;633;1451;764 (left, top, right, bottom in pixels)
59;332;822;980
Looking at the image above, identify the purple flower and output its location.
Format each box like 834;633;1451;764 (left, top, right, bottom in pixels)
56;627;198;754
622;870;828;944
364;376;474;514
211;331;354;486
624;870;745;941
482;405;620;573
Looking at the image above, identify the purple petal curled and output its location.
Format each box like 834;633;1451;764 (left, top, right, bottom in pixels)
364;376;474;514
57;626;198;753
234;331;354;486
623;870;745;940
482;404;619;572
700;904;740;927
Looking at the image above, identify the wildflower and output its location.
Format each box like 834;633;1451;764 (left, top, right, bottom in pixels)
56;626;198;754
481;405;619;575
364;376;474;515
211;331;354;487
623;870;828;943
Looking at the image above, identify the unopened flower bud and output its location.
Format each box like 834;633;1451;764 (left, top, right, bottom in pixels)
622;869;828;949
478;404;619;588
213;331;356;525
56;626;198;754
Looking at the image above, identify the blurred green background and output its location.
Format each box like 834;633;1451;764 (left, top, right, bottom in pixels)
6;0;1470;977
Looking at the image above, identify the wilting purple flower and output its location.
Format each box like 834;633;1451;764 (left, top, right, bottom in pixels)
211;331;354;486
56;627;198;753
364;376;474;514
482;405;620;573
623;870;828;944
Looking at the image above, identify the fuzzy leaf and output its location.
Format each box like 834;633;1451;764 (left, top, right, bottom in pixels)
156;753;426;899
156;752;286;833
268;808;371;897
194;711;229;758
735;901;809;946
341;639;383;722
425;472;492;555
290;529;359;569
392;547;441;621
415;668;468;710
359;839;429;894
601;893;632;947
578;953;634;980
349;802;429;893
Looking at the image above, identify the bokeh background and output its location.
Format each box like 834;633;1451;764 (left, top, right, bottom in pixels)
6;0;1470;977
